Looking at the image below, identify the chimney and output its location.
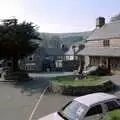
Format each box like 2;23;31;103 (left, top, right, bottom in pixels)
96;17;105;28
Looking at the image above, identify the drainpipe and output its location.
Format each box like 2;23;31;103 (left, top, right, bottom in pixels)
108;57;111;73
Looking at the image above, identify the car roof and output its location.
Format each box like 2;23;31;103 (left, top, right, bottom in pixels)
74;92;117;107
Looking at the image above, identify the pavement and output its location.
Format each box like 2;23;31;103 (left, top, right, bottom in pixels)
28;72;73;78
0;73;120;120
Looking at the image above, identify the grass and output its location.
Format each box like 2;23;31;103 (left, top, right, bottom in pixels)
52;75;106;86
107;110;120;120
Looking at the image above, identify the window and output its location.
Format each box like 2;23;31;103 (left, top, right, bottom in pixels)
105;101;120;112
86;105;102;117
56;60;63;68
25;66;27;70
59;100;87;120
103;40;110;47
117;99;120;103
58;56;63;60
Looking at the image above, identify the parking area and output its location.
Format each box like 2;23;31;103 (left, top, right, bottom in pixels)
0;73;120;120
0;73;74;120
0;82;38;120
0;82;74;120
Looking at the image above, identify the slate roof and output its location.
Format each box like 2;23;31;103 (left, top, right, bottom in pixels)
78;47;120;56
65;42;84;55
87;21;120;40
37;47;64;56
64;46;74;55
45;48;64;56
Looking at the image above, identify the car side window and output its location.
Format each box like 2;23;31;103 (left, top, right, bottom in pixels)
85;105;102;117
105;101;120;112
117;99;120;104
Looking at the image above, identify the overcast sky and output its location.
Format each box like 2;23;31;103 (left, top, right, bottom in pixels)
0;0;120;33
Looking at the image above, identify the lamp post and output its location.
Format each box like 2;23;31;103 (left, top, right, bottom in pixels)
72;45;76;60
72;45;76;70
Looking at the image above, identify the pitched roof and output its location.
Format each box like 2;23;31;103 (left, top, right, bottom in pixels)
87;21;120;40
65;46;75;55
65;42;84;55
77;47;120;56
45;48;64;56
37;47;64;56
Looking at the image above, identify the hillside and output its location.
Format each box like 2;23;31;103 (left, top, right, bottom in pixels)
40;31;92;47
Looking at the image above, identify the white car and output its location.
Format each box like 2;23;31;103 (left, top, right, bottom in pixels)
39;93;120;120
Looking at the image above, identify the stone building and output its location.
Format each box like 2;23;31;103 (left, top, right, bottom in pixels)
78;16;120;74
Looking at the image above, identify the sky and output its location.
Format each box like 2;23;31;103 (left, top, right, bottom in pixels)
0;0;120;33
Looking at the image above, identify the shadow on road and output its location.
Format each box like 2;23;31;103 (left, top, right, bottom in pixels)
13;77;51;96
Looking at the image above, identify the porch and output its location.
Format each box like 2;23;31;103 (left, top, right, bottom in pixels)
89;56;120;74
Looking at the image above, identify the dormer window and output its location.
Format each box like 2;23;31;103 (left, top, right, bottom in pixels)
103;40;110;47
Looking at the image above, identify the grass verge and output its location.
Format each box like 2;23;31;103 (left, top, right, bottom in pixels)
52;75;107;86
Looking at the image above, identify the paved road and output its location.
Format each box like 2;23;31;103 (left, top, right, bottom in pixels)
0;74;74;120
32;93;75;120
0;74;120;120
0;77;50;120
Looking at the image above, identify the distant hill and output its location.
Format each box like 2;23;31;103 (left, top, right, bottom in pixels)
40;31;92;47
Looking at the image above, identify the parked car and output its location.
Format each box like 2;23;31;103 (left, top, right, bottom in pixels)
39;93;120;120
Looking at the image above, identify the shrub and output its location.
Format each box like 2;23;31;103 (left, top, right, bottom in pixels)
107;110;120;120
88;66;110;76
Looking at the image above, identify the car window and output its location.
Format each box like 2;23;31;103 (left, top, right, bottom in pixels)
105;101;120;112
117;99;120;104
60;100;87;120
85;105;102;117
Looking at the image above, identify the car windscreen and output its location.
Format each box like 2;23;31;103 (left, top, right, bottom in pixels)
58;100;87;120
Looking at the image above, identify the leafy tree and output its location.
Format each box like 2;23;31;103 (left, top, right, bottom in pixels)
0;18;41;71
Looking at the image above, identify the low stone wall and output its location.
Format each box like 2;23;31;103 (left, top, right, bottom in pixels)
51;80;116;96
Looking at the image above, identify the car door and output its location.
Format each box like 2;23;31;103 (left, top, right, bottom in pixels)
104;100;120;111
84;104;105;120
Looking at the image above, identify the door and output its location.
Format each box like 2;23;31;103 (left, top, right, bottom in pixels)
84;104;105;120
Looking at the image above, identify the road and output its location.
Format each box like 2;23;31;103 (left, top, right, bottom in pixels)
0;82;74;120
0;73;120;120
0;73;74;120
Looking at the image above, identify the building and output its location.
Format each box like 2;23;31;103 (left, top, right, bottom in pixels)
20;47;64;72
78;16;120;74
63;42;85;71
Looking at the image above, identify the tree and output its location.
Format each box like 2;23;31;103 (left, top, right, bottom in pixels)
0;18;41;72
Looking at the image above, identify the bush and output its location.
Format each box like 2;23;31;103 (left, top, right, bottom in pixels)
88;66;110;76
4;70;30;82
107;110;120;120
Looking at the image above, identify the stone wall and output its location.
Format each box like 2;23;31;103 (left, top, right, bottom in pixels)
51;80;116;96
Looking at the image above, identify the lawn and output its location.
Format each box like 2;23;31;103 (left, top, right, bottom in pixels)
52;75;107;86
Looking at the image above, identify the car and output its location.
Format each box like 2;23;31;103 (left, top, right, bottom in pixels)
38;92;120;120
